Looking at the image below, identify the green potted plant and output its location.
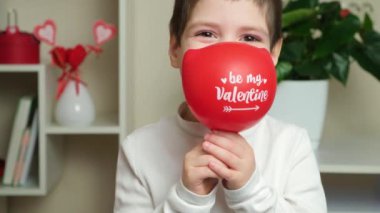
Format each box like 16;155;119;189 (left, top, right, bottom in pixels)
269;0;380;150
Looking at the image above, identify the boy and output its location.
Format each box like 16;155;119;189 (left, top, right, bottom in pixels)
114;0;327;212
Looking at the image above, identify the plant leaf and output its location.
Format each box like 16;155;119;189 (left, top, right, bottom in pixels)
280;40;307;62
328;53;350;85
351;40;380;81
276;61;293;82
284;0;319;12
360;31;380;64
282;9;316;29
286;20;315;36
361;30;380;45
363;13;373;32
318;2;341;32
318;2;341;20
313;14;361;59
294;59;329;79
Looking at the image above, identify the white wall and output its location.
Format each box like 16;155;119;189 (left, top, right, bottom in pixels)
323;0;380;140
130;0;183;128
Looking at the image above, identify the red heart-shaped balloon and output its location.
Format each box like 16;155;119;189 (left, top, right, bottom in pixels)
182;42;277;132
66;45;88;71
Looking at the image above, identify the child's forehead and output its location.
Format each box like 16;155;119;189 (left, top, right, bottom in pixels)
189;0;268;23
188;0;269;33
191;0;267;14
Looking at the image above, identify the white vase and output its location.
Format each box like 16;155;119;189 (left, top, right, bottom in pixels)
268;80;329;150
54;80;95;127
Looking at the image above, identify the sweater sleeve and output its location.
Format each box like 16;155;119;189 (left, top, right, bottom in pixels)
114;136;217;213
223;129;327;213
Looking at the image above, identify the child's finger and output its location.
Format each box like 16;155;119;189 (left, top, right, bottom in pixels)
194;155;227;168
194;167;220;180
213;131;247;147
202;141;240;169
208;160;234;181
204;133;244;157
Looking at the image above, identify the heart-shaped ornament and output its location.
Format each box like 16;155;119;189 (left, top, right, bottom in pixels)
67;45;88;71
50;46;67;69
34;19;57;46
93;20;117;45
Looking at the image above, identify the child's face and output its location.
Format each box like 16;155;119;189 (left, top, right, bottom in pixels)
169;0;282;68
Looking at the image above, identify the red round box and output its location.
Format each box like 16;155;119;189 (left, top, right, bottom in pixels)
0;26;40;64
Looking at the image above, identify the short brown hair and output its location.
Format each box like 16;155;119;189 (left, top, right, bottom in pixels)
169;0;283;49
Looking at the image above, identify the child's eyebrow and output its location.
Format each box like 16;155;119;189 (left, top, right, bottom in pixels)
186;21;268;37
238;26;269;37
186;21;220;31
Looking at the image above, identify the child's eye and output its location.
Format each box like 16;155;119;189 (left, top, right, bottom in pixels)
196;31;215;38
242;35;261;42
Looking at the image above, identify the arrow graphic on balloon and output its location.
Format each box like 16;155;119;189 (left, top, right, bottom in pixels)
223;105;260;113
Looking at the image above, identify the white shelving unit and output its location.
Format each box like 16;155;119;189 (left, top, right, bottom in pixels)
0;65;57;196
119;0;133;141
0;0;130;208
325;184;380;213
0;30;128;199
317;136;380;213
0;66;45;212
46;113;120;135
318;137;380;174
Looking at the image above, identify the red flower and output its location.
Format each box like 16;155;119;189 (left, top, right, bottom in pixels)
340;9;350;18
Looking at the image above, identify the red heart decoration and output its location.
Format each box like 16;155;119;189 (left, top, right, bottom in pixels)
93;20;117;45
182;42;277;132
66;45;88;71
50;46;67;69
34;19;57;46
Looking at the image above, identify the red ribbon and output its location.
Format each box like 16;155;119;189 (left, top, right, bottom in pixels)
56;69;87;100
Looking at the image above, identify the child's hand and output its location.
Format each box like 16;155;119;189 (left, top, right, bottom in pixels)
203;131;256;190
182;143;227;195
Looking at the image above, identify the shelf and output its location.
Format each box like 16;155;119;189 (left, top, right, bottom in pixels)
317;136;380;174
0;177;43;196
325;180;380;213
0;64;45;73
46;113;119;135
